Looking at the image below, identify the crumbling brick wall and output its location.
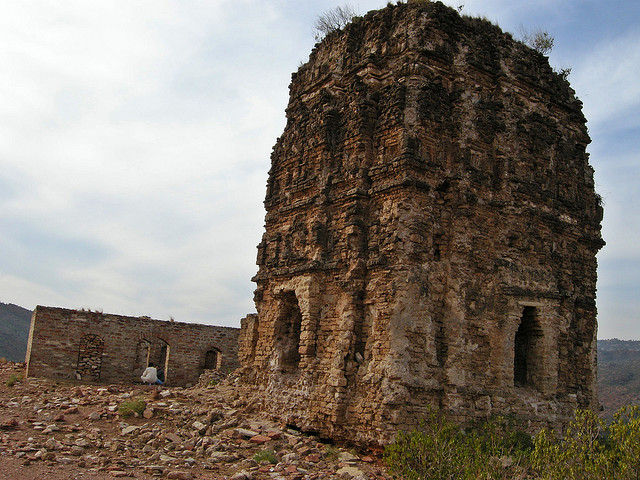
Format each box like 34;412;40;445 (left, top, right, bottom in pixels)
26;306;240;387
239;2;604;445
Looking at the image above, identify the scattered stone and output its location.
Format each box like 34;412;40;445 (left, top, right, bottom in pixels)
192;420;207;434
235;428;259;438
41;450;56;461
297;446;313;456
0;419;19;430
167;471;194;480
70;446;85;456
0;363;389;479
42;424;60;434
88;411;102;420
121;425;140;435
338;451;359;463
165;432;182;443
143;465;165;474
281;452;298;463
229;470;252;480
336;465;367;478
109;470;129;477
75;438;91;448
249;434;271;444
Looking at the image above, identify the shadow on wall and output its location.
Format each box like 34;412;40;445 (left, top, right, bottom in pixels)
132;337;170;383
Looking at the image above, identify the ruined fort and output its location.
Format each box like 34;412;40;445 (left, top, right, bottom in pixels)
238;2;604;444
26;306;240;387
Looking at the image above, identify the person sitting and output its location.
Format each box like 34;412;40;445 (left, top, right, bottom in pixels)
141;363;164;385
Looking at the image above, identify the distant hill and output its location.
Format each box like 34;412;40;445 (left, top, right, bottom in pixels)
598;339;640;419
0;302;32;362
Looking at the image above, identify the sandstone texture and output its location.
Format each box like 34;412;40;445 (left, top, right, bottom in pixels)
239;2;604;444
26;306;240;387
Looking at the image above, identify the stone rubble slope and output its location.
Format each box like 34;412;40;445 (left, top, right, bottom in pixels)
0;362;388;480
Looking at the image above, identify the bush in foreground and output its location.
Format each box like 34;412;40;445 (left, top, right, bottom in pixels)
385;405;640;479
532;406;640;479
117;398;146;417
253;449;278;465
384;408;530;479
6;373;23;387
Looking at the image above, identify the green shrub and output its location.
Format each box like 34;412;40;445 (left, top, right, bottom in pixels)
384;409;527;479
253;449;277;464
519;26;554;55
531;406;640;480
117;398;146;417
608;405;640;478
385;406;640;480
6;373;23;387
324;444;339;461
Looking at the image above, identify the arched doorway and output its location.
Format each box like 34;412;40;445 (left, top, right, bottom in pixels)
133;337;170;383
274;291;303;372
204;348;221;370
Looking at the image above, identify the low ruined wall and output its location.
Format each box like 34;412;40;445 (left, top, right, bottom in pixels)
25;306;239;387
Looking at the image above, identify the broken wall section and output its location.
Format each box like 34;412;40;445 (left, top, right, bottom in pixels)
25;306;240;387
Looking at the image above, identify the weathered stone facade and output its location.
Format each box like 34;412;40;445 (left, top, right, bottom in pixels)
26;306;240;386
239;2;604;444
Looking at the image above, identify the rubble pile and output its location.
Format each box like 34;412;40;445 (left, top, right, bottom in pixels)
0;362;388;479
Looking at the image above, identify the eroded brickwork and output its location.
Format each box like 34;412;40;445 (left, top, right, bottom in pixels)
239;2;604;444
26;306;239;387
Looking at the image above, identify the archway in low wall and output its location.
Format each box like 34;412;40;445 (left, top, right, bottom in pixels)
75;334;104;381
205;348;221;370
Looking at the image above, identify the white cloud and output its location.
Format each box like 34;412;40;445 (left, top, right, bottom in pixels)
1;0;638;340
571;31;640;131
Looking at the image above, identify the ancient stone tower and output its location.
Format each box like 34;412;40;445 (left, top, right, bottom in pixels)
238;1;604;444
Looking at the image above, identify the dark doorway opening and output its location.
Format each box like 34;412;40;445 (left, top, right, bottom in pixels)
514;306;543;388
274;291;303;372
205;348;221;370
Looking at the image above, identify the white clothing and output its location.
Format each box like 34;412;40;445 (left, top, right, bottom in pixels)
141;366;158;384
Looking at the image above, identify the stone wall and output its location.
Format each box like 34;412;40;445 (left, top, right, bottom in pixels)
239;2;604;445
26;306;240;387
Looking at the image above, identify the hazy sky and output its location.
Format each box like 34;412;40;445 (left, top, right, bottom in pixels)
1;1;638;339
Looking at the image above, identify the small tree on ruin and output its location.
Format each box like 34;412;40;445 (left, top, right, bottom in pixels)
314;4;357;41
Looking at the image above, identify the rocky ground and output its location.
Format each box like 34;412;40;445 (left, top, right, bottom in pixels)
0;362;390;480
